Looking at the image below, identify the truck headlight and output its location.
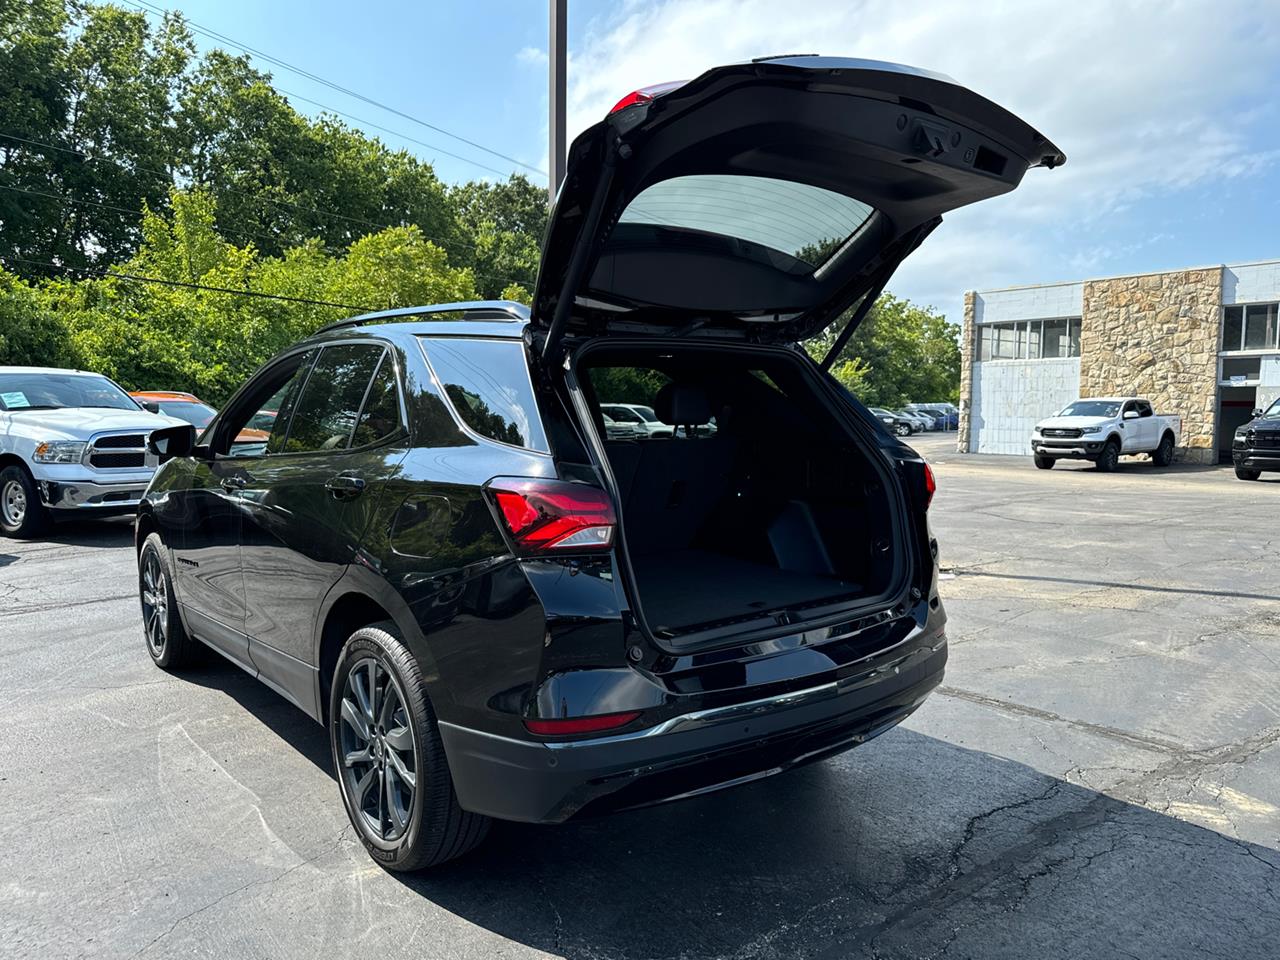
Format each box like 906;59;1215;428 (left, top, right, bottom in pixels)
33;441;87;463
1079;425;1103;434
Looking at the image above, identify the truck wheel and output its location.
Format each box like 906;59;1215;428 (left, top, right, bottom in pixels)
1235;465;1262;481
1094;440;1120;472
331;622;490;871
1151;433;1175;467
1034;455;1055;470
0;465;50;538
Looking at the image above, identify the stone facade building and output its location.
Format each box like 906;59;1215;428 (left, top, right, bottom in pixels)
958;258;1280;464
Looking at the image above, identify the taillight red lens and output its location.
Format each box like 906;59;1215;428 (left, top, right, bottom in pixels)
608;80;688;114
524;711;641;736
486;477;616;554
923;463;936;510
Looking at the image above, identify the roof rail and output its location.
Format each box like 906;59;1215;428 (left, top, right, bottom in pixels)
316;300;531;335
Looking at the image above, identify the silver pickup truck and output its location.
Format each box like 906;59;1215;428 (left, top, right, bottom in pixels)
0;366;185;537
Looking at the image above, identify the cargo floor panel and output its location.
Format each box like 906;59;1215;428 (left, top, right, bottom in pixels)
630;549;862;635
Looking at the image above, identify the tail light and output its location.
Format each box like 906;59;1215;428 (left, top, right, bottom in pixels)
923;462;936;510
609;80;689;114
485;477;616;555
524;711;641;736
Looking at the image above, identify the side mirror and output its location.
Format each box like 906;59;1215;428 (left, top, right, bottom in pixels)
1251;408;1263;418
139;399;161;414
1122;410;1139;420
148;423;197;461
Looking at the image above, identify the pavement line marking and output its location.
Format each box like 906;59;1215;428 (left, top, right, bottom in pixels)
936;686;1186;755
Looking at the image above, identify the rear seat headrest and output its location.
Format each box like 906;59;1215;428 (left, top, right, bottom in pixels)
655;383;713;426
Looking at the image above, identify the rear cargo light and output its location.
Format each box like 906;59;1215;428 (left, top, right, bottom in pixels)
485;477;616;555
924;462;936;510
609;80;688;114
524;711;641;736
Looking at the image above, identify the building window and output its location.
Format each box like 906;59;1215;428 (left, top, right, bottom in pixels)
1223;303;1279;352
977;318;1080;361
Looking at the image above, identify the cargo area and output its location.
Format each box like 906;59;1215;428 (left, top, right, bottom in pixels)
578;344;903;643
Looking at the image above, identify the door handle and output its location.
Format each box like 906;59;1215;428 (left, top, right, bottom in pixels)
220;475;247;493
325;475;366;500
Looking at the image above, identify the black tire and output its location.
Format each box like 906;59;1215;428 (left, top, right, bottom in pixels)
1034;455;1055;470
1151;432;1175;467
1235;465;1262;481
139;532;198;669
331;622;490;871
894;423;911;437
0;464;50;538
1094;440;1120;472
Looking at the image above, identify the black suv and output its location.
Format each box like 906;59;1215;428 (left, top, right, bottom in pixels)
1233;397;1280;480
137;56;1062;870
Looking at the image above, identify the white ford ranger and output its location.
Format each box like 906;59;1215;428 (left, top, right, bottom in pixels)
1030;397;1181;472
0;366;186;537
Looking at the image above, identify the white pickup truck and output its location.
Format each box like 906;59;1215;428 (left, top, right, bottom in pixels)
1030;397;1181;472
0;366;186;537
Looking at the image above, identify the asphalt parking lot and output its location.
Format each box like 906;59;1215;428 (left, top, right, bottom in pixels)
2;435;1278;959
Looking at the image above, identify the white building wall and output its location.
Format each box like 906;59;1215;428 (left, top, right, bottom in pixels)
970;358;1082;455
973;282;1084;324
1223;260;1280;304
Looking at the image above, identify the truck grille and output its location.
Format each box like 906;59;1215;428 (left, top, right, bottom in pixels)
1042;428;1081;439
93;433;146;449
1254;431;1280;449
87;432;149;469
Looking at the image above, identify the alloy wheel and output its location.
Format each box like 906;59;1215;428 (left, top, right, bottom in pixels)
140;549;168;657
338;657;418;845
1;479;26;527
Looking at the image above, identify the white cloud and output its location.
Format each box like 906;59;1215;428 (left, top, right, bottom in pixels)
565;0;1280;321
517;45;549;67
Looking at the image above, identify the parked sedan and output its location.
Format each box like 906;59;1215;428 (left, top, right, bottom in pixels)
896;409;934;432
870;407;917;437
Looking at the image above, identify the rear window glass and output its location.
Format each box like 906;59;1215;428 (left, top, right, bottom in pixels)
420;338;548;452
617;174;874;268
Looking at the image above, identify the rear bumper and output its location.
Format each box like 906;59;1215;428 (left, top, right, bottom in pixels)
439;636;946;823
38;477;149;514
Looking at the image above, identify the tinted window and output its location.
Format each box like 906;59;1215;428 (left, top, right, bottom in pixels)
618;174;874;269
283;344;384;453
421;338;547;452
215;353;315;457
351;353;403;448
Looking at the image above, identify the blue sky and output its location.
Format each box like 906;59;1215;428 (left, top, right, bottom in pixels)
157;1;1280;324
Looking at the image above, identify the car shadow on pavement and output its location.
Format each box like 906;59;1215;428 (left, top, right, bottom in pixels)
392;730;1279;960
43;516;136;547
180;659;1280;959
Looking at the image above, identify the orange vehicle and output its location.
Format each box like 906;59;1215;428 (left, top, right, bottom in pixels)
130;391;271;444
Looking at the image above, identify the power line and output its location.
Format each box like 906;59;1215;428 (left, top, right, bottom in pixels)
125;0;548;180
9;256;373;311
272;86;515;180
0;182;333;254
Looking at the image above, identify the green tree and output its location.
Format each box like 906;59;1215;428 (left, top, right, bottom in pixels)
807;293;960;408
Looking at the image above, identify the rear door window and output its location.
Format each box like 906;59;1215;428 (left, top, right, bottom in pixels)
420;337;548;452
350;353;404;448
282;343;385;453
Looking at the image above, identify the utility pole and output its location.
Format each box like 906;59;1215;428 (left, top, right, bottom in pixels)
548;0;567;203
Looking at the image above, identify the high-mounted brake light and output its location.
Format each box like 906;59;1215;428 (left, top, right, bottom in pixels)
485;477;616;554
608;80;689;115
923;462;936;510
524;711;641;736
